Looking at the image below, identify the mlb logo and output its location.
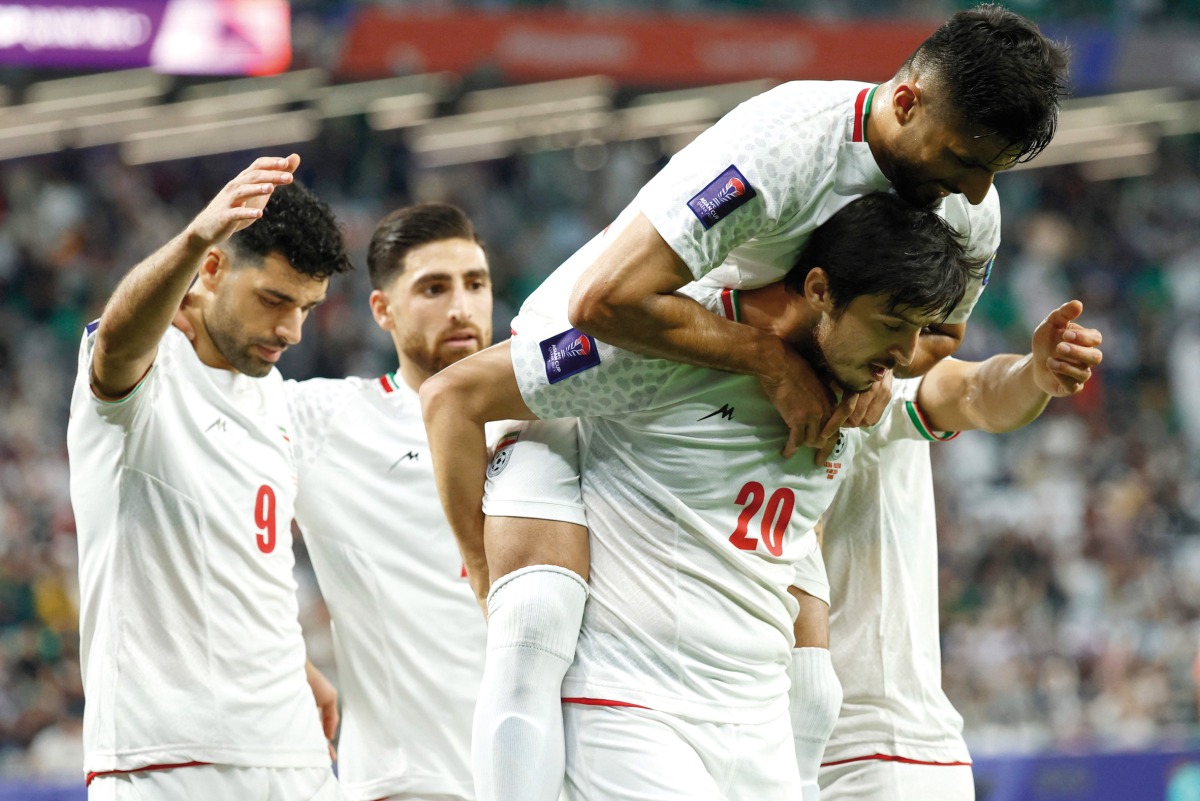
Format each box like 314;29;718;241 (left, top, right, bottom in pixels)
539;328;602;384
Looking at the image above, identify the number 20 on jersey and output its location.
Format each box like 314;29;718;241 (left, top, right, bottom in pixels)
728;481;796;557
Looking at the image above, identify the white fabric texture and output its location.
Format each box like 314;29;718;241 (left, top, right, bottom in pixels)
287;374;489;801
820;378;973;767
68;326;328;774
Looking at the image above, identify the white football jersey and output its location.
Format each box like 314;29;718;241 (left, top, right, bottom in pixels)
549;286;878;724
820;377;972;768
67;326;329;775
511;81;1000;420
287;374;490;801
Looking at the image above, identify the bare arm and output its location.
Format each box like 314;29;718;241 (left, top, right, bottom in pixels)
568;213;832;455
91;155;299;398
917;301;1103;433
419;341;536;608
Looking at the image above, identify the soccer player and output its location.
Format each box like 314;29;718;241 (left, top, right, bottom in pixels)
285;203;492;801
454;195;1098;801
422;7;1068;801
67;155;353;800
428;194;966;799
817;301;1102;801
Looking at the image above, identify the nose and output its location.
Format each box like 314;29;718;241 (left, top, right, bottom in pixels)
890;329;920;368
275;307;304;345
957;170;995;205
447;285;470;323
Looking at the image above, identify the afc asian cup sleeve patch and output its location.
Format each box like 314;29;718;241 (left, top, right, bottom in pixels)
539;328;601;385
686;165;758;230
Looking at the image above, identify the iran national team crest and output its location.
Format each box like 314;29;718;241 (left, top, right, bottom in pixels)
824;432;848;480
487;431;521;478
687;164;758;230
539;328;601;384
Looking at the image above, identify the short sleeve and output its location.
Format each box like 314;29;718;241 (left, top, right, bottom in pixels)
636;85;845;283
870;376;960;445
510;285;733;420
72;321;162;428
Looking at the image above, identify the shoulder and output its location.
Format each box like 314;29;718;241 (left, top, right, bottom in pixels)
284;375;365;414
940;186;1002;258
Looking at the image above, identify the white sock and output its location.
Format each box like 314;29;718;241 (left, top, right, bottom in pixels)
789;647;843;801
473;565;589;801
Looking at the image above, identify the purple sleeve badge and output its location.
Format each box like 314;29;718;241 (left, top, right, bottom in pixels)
540;328;602;385
686;165;758;230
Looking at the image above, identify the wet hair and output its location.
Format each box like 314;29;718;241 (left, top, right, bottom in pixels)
367;203;482;290
226;181;353;279
785;193;979;322
902;4;1069;164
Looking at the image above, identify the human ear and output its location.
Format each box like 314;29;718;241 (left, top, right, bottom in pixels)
368;289;394;332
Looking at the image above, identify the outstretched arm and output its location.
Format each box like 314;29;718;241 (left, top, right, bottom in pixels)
420;341;536;607
569;214;832;456
91;155;299;398
917;301;1103;433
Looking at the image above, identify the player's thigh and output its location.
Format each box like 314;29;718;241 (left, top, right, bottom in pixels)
563;705;724;801
483;417;590;580
820;759;974;801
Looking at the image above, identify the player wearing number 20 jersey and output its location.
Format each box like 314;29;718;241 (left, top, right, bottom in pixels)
507;276;969;800
68;325;330;777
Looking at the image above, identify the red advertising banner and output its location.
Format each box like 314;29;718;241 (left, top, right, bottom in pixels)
339;9;938;86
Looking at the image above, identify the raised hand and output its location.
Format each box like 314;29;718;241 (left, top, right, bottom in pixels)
1031;300;1103;397
185;154;300;247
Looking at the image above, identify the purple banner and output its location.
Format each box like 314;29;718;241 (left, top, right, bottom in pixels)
0;0;290;74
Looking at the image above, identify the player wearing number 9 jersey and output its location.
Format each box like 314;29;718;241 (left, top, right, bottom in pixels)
67;156;353;800
484;194;977;800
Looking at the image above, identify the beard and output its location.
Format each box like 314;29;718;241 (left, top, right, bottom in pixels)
401;324;488;378
204;308;281;378
800;317;870;396
888;159;941;210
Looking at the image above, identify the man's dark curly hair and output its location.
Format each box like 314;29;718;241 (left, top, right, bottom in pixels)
227;181;353;279
903;4;1069;164
785;193;981;323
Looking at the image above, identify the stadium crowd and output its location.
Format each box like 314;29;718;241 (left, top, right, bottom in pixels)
0;123;1197;776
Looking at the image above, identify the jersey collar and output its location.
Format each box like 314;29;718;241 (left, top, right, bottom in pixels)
851;85;877;144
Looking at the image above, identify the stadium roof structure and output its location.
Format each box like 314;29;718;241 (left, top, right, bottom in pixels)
0;68;1195;180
